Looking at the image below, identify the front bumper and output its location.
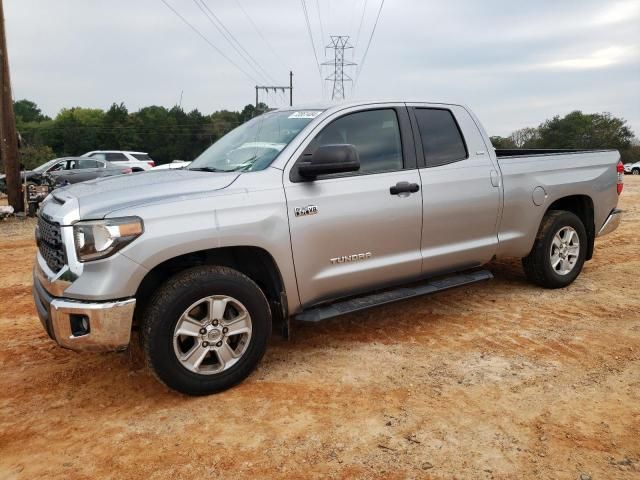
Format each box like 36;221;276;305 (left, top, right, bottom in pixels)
597;208;623;237
33;262;135;352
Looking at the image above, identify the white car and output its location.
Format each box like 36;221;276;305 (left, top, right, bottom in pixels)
151;160;191;170
83;150;156;172
623;162;640;175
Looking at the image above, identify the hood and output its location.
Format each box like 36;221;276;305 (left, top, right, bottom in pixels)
57;169;240;218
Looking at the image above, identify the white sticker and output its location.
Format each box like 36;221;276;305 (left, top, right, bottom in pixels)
288;111;322;119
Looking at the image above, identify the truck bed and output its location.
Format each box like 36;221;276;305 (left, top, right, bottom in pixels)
493;148;621;259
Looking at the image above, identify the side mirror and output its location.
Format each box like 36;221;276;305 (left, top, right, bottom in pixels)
298;144;360;179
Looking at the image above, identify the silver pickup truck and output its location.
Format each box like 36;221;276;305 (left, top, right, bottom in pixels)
32;101;624;395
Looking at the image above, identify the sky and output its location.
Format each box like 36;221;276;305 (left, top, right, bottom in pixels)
5;0;640;137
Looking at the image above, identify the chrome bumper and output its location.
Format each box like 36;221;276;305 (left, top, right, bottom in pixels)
597;208;623;237
33;263;135;352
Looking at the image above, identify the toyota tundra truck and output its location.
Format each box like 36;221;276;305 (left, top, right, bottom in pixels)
32;101;624;395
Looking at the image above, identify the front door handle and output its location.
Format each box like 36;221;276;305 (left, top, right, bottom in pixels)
390;181;420;195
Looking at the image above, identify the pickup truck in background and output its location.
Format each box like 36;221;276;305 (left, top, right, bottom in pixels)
32;101;624;395
82;150;156;171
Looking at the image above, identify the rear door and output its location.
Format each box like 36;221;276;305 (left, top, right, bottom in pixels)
284;105;423;307
407;104;501;275
67;159;102;183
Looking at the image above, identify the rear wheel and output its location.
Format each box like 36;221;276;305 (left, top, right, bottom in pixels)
141;266;271;395
522;210;587;289
633;168;640;175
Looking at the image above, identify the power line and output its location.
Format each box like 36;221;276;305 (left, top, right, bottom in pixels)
300;0;323;88
355;0;384;88
159;0;258;84
195;0;278;85
234;0;289;71
353;0;369;51
315;0;325;48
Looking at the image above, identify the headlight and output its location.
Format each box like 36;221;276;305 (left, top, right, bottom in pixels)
73;217;143;262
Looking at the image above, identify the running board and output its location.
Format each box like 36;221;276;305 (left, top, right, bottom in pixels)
294;269;493;323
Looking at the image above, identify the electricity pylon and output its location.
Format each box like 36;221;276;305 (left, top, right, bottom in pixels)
322;36;356;101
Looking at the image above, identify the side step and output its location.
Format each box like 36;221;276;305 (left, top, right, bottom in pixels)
294;269;493;323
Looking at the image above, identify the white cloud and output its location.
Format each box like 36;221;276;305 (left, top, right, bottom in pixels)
542;46;638;70
593;0;640;25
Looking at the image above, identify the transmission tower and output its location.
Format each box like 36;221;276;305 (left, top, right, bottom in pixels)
322;36;356;101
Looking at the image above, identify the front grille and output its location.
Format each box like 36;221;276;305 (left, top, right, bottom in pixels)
37;215;66;272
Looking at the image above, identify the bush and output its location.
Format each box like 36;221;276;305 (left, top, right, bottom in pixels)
19;145;56;171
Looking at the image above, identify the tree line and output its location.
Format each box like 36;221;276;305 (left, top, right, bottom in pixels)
490;111;639;164
7;100;640;172
12;99;268;171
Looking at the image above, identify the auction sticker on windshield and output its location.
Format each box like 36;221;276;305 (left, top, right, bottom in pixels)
288;111;322;119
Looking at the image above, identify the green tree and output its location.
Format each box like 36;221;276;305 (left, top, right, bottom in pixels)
19;145;55;170
490;136;516;148
99;102;139;150
47;107;105;156
536;111;633;150
13;99;50;123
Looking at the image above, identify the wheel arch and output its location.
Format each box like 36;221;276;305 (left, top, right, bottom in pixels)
133;246;289;337
544;194;595;260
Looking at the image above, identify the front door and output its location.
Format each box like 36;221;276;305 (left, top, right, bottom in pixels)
285;106;423;307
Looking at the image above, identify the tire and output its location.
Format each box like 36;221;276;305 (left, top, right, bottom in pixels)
633;169;640;175
27;202;38;217
141;266;271;395
522;210;587;289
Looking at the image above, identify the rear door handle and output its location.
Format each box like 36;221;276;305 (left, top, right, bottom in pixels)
390;181;420;195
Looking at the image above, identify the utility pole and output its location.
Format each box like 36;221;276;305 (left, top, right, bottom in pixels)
0;0;22;212
255;70;293;110
322;36;356;101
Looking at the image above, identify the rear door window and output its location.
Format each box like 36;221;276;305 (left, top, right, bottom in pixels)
413;108;467;167
106;152;128;162
77;159;101;169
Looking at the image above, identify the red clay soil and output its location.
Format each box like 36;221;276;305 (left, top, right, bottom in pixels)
0;180;638;479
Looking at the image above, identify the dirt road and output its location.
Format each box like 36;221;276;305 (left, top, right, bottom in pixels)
1;180;638;479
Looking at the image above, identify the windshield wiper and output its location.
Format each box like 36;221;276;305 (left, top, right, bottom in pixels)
188;167;235;173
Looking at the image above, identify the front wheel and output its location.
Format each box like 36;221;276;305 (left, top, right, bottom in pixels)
141;266;271;395
633;169;640;175
522;210;587;289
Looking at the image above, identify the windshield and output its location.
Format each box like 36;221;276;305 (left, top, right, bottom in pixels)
188;110;322;172
33;158;60;172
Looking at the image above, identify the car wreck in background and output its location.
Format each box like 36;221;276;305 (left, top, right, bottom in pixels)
0;156;132;216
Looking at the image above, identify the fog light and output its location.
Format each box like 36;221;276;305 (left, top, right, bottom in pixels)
70;314;90;337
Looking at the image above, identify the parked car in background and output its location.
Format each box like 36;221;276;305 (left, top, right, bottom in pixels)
623;162;640;175
151;160;191;170
0;156;132;193
83;150;155;171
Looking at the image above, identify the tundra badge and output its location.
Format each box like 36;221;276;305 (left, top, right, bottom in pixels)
330;252;372;264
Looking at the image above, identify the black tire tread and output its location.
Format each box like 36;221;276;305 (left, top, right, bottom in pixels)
522;210;586;289
522;210;565;286
141;265;271;395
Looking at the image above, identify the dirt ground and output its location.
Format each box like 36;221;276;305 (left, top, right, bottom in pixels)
0;180;638;480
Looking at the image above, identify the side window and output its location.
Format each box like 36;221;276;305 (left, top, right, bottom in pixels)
77;159;100;169
48;161;66;172
106;152;128;162
90;153;106;161
414;108;467;167
308;109;403;175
